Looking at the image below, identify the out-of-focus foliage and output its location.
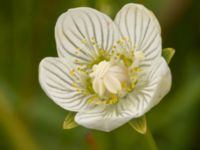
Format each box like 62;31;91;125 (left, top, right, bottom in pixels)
0;0;200;150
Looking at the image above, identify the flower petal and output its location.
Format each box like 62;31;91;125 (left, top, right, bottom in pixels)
39;57;89;111
118;57;172;118
55;7;119;64
75;57;171;131
114;3;162;67
75;105;132;132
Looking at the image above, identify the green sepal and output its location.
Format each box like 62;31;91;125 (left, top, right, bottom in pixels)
63;112;78;129
129;115;147;134
162;48;175;64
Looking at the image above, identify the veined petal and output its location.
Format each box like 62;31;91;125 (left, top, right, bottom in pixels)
142;57;172;108
39;57;89;111
75;57;171;132
114;3;162;67
75;105;132;132
55;7;119;64
117;57;171;118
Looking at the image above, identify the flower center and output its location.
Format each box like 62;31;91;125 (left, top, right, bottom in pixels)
89;60;129;97
87;51;143;105
70;37;145;105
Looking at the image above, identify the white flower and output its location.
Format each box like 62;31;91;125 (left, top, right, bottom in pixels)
39;3;171;132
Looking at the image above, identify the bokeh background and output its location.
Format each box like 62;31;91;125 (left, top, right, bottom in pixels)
0;0;200;150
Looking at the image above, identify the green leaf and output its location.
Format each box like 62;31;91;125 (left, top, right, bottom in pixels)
63;112;79;130
162;48;175;64
129;115;147;134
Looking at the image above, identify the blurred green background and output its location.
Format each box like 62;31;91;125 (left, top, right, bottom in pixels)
0;0;200;150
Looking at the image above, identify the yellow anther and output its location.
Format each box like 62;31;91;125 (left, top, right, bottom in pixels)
106;95;118;104
134;67;142;72
117;40;121;44
120;54;133;67
69;69;75;76
112;45;116;49
121;81;132;92
116;53;121;57
91;37;95;41
76;48;81;51
74;59;79;63
72;82;77;88
82;39;87;44
111;50;115;54
87;95;97;104
130;75;138;88
122;37;128;41
76;89;81;92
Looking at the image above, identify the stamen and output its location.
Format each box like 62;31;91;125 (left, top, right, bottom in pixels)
69;69;75;76
74;38;144;105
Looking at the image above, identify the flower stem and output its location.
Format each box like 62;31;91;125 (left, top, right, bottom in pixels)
85;131;98;150
144;127;158;150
